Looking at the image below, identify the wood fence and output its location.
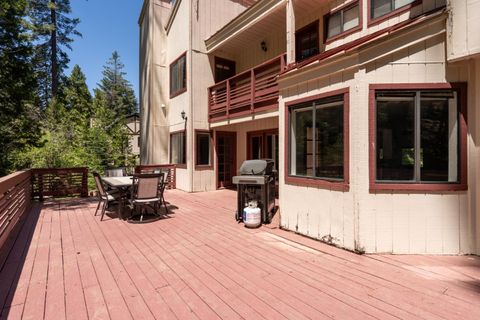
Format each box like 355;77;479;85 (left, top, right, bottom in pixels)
31;167;89;201
135;164;176;189
0;171;32;269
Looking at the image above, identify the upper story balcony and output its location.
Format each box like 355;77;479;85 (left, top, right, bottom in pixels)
208;53;286;122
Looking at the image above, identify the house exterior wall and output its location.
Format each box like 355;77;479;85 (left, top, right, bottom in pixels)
140;0;253;192
140;0;479;254
139;0;171;165
279;9;479;254
447;0;480;61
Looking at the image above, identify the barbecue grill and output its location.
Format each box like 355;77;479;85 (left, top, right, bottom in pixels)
233;159;276;224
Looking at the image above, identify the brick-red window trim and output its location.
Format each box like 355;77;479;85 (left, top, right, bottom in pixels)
295;21;319;62
369;83;468;192
195;130;213;169
368;0;422;26
324;0;363;44
285;88;350;191
170;130;186;168
169;52;187;98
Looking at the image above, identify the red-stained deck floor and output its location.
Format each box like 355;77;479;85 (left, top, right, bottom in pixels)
0;189;479;319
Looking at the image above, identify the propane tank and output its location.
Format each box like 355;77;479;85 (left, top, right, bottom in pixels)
243;200;261;228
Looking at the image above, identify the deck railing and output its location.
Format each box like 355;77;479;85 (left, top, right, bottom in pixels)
31;167;89;201
208;53;286;122
135;164;176;189
0;171;32;267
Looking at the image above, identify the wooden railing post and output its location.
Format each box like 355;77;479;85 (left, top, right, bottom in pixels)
38;173;44;202
81;168;88;197
250;69;255;113
226;80;231;118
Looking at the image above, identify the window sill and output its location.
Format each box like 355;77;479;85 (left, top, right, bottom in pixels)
174;164;187;169
369;182;468;193
368;0;422;27
285;175;349;192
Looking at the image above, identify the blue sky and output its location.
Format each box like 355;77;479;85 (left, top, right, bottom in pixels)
66;0;143;98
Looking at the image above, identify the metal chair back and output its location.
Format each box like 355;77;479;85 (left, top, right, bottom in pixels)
93;172;106;197
105;167;126;177
132;173;164;200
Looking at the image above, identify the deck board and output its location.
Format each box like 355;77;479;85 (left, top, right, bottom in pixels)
1;189;479;319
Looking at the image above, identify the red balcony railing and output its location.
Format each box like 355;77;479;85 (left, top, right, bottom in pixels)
208;53;286;122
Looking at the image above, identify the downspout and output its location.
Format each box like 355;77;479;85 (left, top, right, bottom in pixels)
188;0;194;192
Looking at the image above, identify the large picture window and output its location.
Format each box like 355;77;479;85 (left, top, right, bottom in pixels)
326;1;360;40
170;53;186;98
170;131;185;165
371;0;417;19
288;92;348;186
370;84;468;191
196;131;212;166
295;21;319;62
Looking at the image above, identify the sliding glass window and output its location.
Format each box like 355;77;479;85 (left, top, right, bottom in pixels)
289;96;344;180
375;90;459;183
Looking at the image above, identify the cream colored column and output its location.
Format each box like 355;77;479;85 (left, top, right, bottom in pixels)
286;0;295;64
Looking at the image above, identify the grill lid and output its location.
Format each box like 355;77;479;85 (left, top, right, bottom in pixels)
239;159;274;175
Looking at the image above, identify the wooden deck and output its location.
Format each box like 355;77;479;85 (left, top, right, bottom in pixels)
0;189;479;320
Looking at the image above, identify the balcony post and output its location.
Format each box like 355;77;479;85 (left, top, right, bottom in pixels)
250;69;255;113
286;0;296;64
226;80;230;117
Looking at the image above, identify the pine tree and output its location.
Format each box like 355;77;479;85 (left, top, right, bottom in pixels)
64;64;92;118
98;51;138;117
0;0;41;175
28;0;80;106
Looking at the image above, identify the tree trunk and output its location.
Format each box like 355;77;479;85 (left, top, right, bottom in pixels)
50;0;58;98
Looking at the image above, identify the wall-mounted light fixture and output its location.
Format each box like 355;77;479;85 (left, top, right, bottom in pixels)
261;41;267;52
181;110;187;121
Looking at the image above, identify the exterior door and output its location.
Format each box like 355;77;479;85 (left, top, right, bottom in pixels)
216;131;236;188
214;57;236;83
247;129;279;171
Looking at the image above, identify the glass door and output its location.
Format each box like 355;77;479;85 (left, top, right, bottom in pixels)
216;132;236;188
247;130;279;171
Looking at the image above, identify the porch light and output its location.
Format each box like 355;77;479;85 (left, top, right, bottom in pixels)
181;110;187;121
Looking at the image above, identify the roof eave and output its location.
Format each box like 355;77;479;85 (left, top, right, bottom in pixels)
204;0;287;53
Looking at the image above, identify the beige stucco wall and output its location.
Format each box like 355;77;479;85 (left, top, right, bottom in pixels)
279;14;479;254
447;0;480;61
139;0;171;165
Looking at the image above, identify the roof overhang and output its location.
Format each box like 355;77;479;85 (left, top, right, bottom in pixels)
205;0;287;53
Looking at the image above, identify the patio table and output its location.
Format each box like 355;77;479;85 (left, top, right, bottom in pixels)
102;176;133;219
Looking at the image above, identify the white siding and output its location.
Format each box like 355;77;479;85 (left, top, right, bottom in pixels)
279;17;477;254
447;0;480;61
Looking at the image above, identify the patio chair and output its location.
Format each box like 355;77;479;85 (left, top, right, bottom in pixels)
158;174;169;214
93;172;120;221
130;173;165;222
105;167;127;177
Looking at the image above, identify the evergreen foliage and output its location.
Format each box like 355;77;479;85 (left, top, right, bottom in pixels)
98;51;138;117
0;0;41;176
0;2;139;177
28;0;80;106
